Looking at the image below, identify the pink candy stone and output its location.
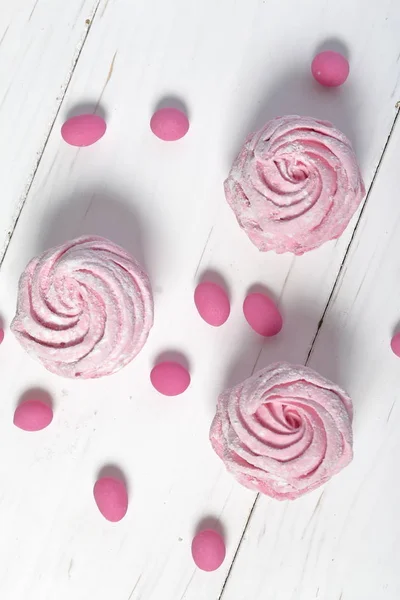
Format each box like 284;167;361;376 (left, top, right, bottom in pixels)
0;328;4;345
93;477;128;522
61;114;107;147
194;282;230;327
391;332;400;357
311;51;349;87
13;399;53;431
191;530;226;572
243;292;282;337
150;108;189;141
150;361;190;396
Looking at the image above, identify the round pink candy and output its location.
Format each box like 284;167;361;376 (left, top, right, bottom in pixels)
391;332;400;357
150;108;189;141
13;399;53;431
150;361;190;396
93;477;128;522
194;282;230;327
61;114;107;147
0;328;4;345
191;529;226;572
311;51;349;87
243;292;283;337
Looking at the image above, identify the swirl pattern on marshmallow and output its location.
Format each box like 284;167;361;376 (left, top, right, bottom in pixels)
224;115;365;255
11;236;153;379
210;362;353;500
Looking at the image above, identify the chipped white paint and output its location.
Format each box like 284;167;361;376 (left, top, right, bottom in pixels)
0;0;399;599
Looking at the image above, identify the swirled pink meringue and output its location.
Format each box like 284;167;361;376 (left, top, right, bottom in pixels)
225;115;365;254
210;362;353;500
11;236;153;379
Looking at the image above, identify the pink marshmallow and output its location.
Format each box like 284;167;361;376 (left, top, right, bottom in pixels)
224;115;365;255
11;236;153;379
210;362;353;500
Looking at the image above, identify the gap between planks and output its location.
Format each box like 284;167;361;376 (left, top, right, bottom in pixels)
0;0;103;269
305;106;400;365
217;105;400;600
1;5;399;595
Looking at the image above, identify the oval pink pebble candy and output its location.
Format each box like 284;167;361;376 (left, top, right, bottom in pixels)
93;477;128;522
311;51;349;87
0;328;4;345
243;292;283;337
191;529;226;572
150;107;189;141
391;332;400;357
150;361;190;396
61;114;107;147
194;282;230;327
13;399;53;431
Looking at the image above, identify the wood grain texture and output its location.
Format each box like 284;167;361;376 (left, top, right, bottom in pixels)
0;0;100;261
221;115;400;600
0;0;399;599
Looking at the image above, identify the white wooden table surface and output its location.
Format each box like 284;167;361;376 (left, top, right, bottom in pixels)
0;1;399;599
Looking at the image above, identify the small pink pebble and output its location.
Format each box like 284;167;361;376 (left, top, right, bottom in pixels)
243;292;283;337
150;107;189;141
61;114;107;147
0;328;4;345
194;282;230;327
191;529;226;572
150;361;190;396
391;332;400;357
93;477;128;522
311;51;349;87
13;399;53;431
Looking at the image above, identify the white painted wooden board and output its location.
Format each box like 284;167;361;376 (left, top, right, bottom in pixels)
0;0;399;599
0;0;101;260
220;111;400;599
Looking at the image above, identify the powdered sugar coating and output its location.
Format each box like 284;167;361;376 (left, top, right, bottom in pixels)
11;236;153;379
224;115;365;255
210;362;353;500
